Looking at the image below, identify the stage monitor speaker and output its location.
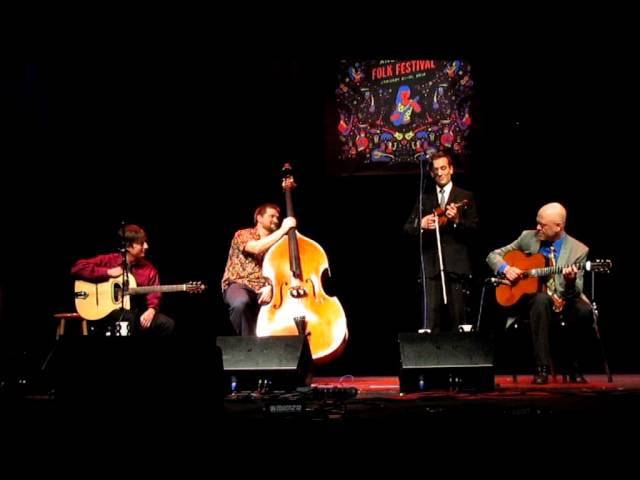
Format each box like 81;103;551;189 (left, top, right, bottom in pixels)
398;332;495;393
216;335;313;393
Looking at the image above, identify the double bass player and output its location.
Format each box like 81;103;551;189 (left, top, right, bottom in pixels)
221;165;348;365
221;203;296;336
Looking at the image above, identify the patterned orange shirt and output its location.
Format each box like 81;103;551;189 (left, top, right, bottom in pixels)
221;227;269;293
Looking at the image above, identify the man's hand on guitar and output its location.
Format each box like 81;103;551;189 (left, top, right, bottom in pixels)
503;265;523;283
563;265;578;283
107;266;124;277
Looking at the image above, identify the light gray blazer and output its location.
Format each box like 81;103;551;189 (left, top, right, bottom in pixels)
486;230;588;299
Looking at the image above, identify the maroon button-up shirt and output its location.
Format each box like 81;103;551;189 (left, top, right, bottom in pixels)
71;252;161;311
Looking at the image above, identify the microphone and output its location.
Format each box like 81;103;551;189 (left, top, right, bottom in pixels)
486;277;510;286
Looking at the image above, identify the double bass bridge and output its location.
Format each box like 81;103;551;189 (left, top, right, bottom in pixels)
289;285;308;298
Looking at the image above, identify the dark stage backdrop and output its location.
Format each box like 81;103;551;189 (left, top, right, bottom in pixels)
0;54;632;378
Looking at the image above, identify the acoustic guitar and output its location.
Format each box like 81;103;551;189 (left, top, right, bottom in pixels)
74;275;205;320
495;250;611;308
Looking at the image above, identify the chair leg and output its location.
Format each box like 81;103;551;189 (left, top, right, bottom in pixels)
593;308;613;383
81;320;88;336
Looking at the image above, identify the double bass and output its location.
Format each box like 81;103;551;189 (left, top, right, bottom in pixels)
256;164;348;364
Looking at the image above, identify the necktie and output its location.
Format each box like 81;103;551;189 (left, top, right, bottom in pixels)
546;246;565;312
439;188;447;210
546;246;557;297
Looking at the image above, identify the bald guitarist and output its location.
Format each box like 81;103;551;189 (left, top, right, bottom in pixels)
486;202;593;385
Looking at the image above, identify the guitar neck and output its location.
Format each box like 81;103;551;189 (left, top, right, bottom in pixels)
129;285;189;295
529;262;585;278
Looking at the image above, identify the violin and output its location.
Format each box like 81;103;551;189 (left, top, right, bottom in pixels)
434;199;469;226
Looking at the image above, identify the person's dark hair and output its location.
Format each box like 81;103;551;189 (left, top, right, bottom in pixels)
118;224;147;246
254;203;281;224
431;151;452;167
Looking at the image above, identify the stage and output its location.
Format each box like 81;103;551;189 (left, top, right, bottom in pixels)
5;367;638;420
221;374;640;422
4;369;640;461
2;333;636;425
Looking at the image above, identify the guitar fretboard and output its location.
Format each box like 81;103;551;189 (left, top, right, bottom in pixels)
529;262;587;278
129;285;190;295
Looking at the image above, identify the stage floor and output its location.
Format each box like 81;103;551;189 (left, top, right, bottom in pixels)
4;372;640;458
5;372;640;424
222;374;640;421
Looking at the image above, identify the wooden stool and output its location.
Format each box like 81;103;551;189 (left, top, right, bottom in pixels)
54;312;88;339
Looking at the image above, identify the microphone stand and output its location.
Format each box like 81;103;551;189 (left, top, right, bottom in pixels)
475;279;490;332
418;157;430;332
475;278;504;332
116;221;130;336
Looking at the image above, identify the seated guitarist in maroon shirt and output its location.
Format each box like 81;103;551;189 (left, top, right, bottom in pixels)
71;224;175;336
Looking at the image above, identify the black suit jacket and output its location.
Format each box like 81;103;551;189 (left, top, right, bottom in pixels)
404;185;479;276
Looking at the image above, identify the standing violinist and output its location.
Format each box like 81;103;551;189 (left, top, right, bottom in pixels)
404;151;479;333
221;203;296;336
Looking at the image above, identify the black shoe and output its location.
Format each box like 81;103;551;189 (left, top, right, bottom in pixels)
567;372;587;384
566;362;588;384
532;365;549;385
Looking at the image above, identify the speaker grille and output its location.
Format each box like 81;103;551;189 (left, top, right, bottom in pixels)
216;335;312;392
398;332;495;392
